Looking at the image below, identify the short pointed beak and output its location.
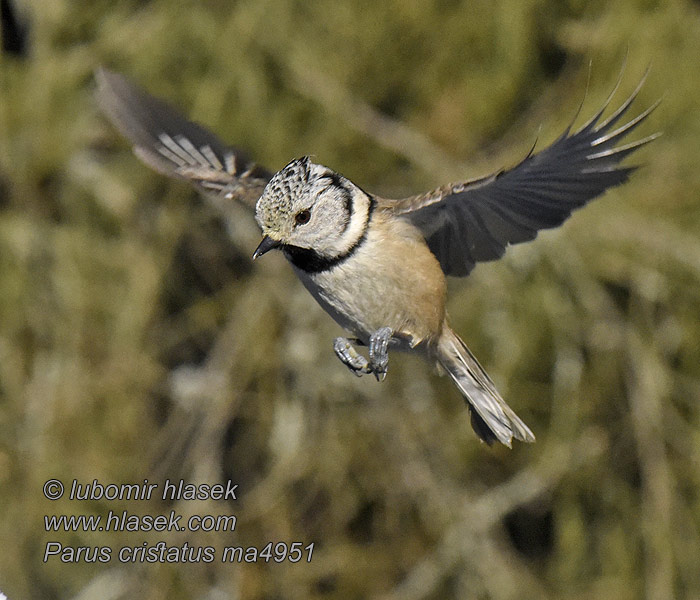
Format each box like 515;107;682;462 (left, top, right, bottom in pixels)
253;235;282;260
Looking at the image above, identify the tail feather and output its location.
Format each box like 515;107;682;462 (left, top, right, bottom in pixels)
436;328;535;447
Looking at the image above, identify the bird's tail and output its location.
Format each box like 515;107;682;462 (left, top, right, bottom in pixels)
436;328;535;447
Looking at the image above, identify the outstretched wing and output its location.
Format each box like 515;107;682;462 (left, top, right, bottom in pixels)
391;71;660;276
95;68;271;211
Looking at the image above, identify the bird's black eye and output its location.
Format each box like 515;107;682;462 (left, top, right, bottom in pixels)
295;209;311;225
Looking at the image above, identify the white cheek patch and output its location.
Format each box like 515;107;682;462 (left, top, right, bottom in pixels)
315;192;371;257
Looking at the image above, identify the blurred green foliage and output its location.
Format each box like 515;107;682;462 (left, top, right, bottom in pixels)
1;0;700;598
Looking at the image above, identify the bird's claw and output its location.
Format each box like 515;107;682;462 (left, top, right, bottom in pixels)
333;326;393;381
333;337;372;377
368;326;392;381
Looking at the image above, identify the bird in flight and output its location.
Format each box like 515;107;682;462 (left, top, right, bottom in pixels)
96;67;658;447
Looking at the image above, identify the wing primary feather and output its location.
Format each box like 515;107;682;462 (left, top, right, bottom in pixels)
573;61;628;135
158;133;198;165
587;132;661;161
201;145;224;170
591;96;662;147
155;137;191;167
594;65;649;133
176;135;211;166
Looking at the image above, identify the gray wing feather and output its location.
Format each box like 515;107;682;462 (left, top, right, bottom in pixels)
396;70;660;276
95;68;271;210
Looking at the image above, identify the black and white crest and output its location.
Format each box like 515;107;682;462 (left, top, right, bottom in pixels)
255;157;311;230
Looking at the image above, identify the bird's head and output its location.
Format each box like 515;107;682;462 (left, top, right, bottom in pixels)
253;156;372;262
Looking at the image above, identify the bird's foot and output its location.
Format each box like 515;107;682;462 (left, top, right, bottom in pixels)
333;326;393;381
333;337;372;377
368;326;392;381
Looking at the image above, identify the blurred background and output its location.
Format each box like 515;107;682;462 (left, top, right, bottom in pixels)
1;0;699;598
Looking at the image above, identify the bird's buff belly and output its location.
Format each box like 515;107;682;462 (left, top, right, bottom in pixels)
293;254;444;349
295;266;389;343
